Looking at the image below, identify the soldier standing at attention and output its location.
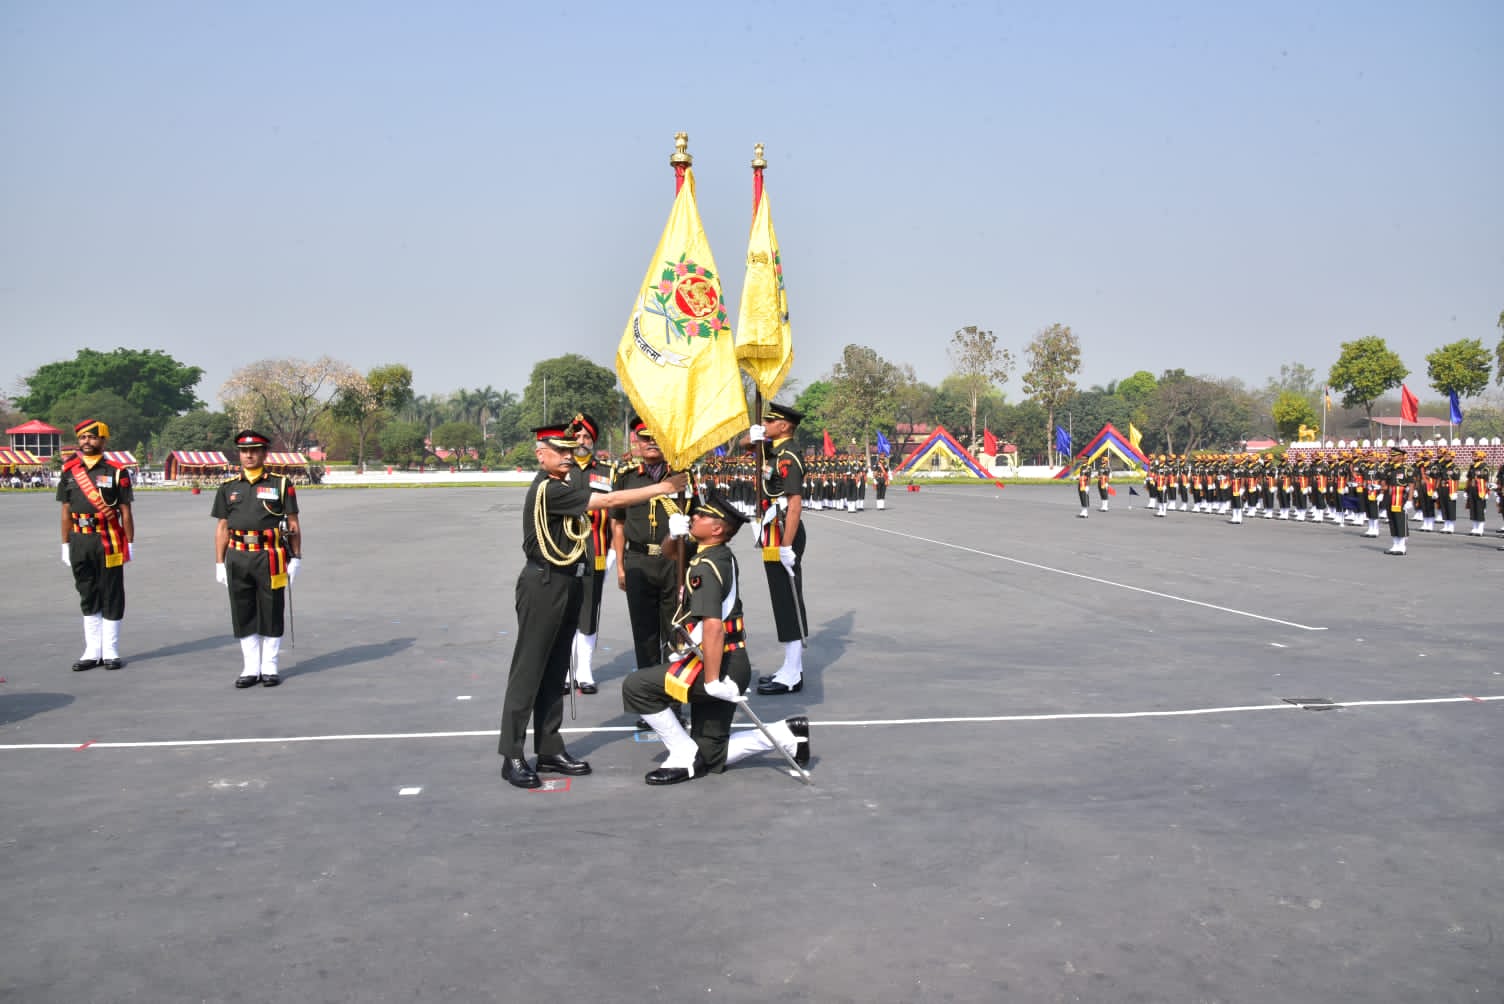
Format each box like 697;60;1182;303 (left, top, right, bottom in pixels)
1075;459;1092;518
212;431;302;688
499;422;687;790
565;413;613;695
1096;457;1112;512
58;418;135;671
1383;446;1413;555
751;402;809;696
1465;449;1491;535
873;454;890;511
611;417;686;673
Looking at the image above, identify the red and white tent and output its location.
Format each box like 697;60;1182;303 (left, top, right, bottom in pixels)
0;447;44;469
103;450;139;467
263;452;309;470
164;451;231;480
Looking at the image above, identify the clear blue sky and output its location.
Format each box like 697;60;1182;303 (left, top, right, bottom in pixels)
3;1;1500;409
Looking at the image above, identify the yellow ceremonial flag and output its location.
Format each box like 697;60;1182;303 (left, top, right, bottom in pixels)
735;188;793;400
1129;423;1143;453
1324;386;1332;412
616;168;748;470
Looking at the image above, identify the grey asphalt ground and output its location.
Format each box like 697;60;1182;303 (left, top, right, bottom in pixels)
2;484;1500;1003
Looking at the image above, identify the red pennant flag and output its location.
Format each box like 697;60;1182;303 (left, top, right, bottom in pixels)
983;428;999;455
1108;486;1117;496
1400;384;1419;424
822;429;836;457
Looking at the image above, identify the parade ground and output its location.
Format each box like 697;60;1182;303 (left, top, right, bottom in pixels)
2;484;1500;1003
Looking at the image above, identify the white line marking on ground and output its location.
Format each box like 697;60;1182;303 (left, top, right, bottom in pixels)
1270;642;1287;648
814;513;1329;631
398;786;422;795
1;695;1495;752
456;695;472;700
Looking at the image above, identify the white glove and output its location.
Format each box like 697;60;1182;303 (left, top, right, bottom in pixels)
128;543;136;560
604;548;617;573
61;543;70;566
667;512;691;539
288;558;301;584
747;423;766;444
778;545;796;574
703;677;742;703
215;563;228;586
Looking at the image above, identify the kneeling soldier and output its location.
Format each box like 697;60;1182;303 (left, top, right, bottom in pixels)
623;491;810;784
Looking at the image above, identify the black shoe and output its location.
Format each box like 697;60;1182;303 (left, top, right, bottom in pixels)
646;754;707;786
536;751;592;776
502;757;541;789
758;675;774;685
103;659;124;671
576;682;598;695
786;716;811;767
260;673;281;687
71;659;99;672
235;674;261;688
756;678;802;695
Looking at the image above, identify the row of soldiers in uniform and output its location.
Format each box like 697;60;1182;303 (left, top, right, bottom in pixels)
1122;448;1504;554
697;451;891;515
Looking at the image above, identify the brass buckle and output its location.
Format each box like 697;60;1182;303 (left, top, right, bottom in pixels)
646;543;662;557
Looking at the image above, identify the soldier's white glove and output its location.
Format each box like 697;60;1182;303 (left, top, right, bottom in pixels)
667;512;691;539
747;423;767;444
61;543;70;566
604;548;617;573
128;543;136;560
778;545;796;574
703;677;742;703
288;558;301;584
215;563;228;586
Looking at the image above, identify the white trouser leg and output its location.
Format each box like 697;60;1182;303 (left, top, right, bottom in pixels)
573;632;597;686
641;709;699;769
100;618;121;660
725;719;796;767
239;635;262;677
259;635;281;677
876;499;885;510
82;614;103;661
771;640;804;686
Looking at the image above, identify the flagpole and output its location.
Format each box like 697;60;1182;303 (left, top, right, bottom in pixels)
669;133;693;599
750;142;768;522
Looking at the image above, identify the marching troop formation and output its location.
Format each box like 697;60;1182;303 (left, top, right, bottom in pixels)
698;451;890;514
1082;446;1504;556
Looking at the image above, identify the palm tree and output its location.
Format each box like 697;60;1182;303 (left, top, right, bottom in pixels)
475;385;503;441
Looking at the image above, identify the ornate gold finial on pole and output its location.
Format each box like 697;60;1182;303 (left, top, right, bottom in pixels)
751;143;767;169
670;132;692;167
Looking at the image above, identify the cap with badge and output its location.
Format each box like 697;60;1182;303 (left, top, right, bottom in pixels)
74;418;110;439
532;424;577;449
570;413;600;441
762;402;803;426
630;416;655;442
235;430;271;449
691;490;749;531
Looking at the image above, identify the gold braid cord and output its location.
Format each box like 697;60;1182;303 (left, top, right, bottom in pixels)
534;481;589;566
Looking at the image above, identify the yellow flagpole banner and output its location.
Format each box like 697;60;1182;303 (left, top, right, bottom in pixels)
616;167;748;470
1129;423;1143;453
735;188;793;400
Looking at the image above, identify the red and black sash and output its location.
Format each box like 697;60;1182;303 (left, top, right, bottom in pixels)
64;457;129;567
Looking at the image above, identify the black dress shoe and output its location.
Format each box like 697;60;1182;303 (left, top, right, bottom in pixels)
235;674;261;688
785;716;811;767
72;659;99;672
646;754;707;786
758;674;774;685
536;751;592;776
260;674;281;687
102;658;124;671
576;682;598;695
756;678;802;695
502;757;541;789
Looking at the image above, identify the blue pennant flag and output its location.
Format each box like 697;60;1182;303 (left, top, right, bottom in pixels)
714;445;727;457
1449;390;1463;425
1128;485;1140;496
875;430;891;455
1054;425;1072;458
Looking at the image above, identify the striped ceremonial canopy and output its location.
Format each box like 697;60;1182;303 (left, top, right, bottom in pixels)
103;451;138;466
263;452;308;466
0;447;44;466
169;451;230;467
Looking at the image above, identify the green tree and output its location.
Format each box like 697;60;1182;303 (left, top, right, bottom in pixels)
1425;338;1491;401
1116;370;1157;409
1021;323;1082;464
48;390;150;452
1070;389;1133;446
221;356;357;451
1145;370;1253;453
1496;310;1504;386
18;348;204;429
792;380;835;454
1327;336;1408;433
521;354;618;431
825;344;909;456
378;421;429;469
1271;390;1318;441
431;421;481;462
331;363;414;470
946;325;1014;451
158;410;234;454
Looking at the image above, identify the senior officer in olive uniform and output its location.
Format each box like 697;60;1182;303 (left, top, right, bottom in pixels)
566;412;614;694
498;422;687;790
750;401;810;695
610;417;685;672
212;431;302;688
622;490;810;784
57;418;136;671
